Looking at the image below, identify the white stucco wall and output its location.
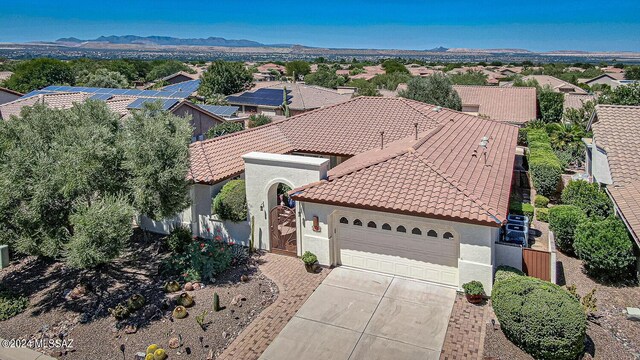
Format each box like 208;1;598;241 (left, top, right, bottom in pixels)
242;152;329;252
494;241;523;271
298;201;500;292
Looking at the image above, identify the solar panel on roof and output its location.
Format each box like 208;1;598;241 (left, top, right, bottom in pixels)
161;79;201;94
126;98;179;111
89;93;113;101
197;105;239;117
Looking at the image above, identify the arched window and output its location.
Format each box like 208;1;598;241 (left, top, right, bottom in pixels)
397;225;406;233
353;219;362;226
339;217;349;224
427;230;438;237
411;227;422;235
367;221;377;228
382;223;391;230
443;232;454;240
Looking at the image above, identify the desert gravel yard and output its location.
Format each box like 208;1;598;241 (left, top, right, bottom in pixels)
0;231;278;360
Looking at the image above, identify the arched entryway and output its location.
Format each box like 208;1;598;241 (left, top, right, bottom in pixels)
268;182;297;256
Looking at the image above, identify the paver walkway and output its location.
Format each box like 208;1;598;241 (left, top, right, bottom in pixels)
439;294;488;360
0;340;56;360
218;252;329;360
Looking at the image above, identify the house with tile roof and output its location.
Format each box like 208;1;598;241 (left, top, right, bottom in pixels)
154;96;521;292
585;105;640;255
0;87;22;106
452;85;537;125
503;75;588;94
579;73;628;90
0;87;236;141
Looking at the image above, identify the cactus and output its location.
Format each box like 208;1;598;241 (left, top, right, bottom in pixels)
127;294;145;311
108;303;130;320
153;348;167;360
145;354;154;360
164;281;181;293
213;292;220;312
146;344;159;354
176;292;194;307
195;310;207;330
173;305;188;319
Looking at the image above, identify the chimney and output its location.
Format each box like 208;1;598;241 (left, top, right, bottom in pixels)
380;131;385;149
414;122;418;140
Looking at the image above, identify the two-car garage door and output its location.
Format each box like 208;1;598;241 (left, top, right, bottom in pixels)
336;214;459;287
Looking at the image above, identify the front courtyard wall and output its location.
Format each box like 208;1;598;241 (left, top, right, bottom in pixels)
299;201;499;292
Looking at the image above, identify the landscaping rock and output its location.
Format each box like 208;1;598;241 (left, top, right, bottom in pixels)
134;351;147;360
626;307;640;321
124;324;137;334
231;295;246;307
184;282;194;291
193;282;202;290
240;274;249;282
168;337;180;349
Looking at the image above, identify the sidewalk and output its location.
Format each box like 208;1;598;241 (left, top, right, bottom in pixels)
0;341;57;360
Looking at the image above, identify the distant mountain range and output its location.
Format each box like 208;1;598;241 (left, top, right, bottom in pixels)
56;35;276;47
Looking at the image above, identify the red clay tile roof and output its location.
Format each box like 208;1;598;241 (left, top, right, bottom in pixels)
290;111;518;226
453;85;537;124
563;94;597;111
0;92;92;119
590;105;640;243
188;97;448;183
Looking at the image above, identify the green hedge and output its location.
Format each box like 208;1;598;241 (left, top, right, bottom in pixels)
166;226;193;253
536;208;549;222
527;129;562;197
494;265;525;283
534;194;549;208
509;200;534;219
213;180;247;222
492;276;586;360
561;180;612;220
549;205;586;253
574;217;635;280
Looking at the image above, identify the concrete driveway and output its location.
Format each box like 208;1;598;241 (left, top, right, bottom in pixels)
259;267;456;360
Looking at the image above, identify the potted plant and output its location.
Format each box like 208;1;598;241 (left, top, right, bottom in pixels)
462;281;485;304
301;251;319;273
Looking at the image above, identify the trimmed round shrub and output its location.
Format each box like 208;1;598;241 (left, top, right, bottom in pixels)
549;205;586;253
537;207;549;223
492;276;586;360
166;226;193;253
573;217;635;280
534;194;550;208
494;265;525;283
213;180;247;222
561;180;612;219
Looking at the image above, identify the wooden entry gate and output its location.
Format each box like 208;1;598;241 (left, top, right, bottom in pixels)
522;247;551;281
269;205;297;256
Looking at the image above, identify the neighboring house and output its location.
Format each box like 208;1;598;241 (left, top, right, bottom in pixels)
255;63;286;82
227;82;351;116
0;85;230;140
504;75;588;94
447;66;505;85
406;65;442;77
497;67;523;76
579;73;627;89
159;71;198;85
584;105;640;263
563;94;597;112
151;97;519;293
0;87;22;105
0;71;13;82
452;85;537;125
350;65;386;81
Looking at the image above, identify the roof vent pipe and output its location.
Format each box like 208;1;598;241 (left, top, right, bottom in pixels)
414;123;418;140
380;131;385;149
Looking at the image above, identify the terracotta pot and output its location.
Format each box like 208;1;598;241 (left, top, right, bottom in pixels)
466;294;483;304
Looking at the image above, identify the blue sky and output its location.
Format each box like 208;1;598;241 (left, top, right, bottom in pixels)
1;0;639;51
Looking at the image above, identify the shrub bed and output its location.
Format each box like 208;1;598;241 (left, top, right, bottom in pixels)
561;180;612;219
509;200;534;219
549;205;586;253
166;226;193;253
534;194;549;208
492;276;586;360
536;208;549;222
213;180;247;222
0;288;29;321
494;265;525;283
574;217;635;280
527;129;562;197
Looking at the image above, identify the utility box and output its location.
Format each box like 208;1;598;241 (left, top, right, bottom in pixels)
0;245;9;269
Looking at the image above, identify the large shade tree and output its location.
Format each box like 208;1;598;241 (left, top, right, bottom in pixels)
0;101;192;268
198;61;253;99
4;58;75;93
399;73;462;111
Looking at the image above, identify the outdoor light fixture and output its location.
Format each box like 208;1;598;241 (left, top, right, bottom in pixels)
260;201;264;211
312;216;320;232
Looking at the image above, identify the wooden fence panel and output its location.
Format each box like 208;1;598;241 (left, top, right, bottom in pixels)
522;248;551;281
